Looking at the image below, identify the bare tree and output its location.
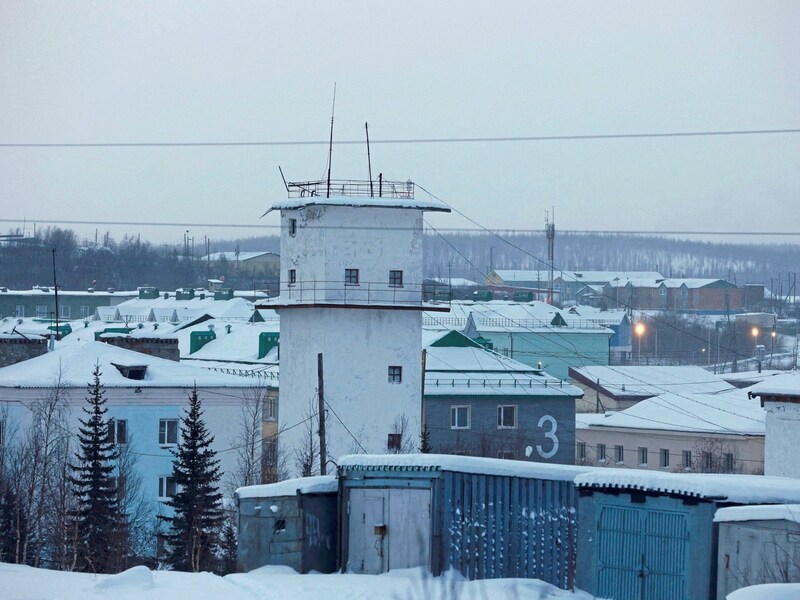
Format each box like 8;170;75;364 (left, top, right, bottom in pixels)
5;366;73;567
113;435;154;568
690;437;749;474
294;403;320;478
386;414;416;454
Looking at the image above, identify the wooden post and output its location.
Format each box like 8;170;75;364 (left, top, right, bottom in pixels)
317;353;327;475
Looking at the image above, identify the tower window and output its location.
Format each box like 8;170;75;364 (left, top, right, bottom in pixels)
389;270;403;286
345;269;359;285
288;269;296;286
288;218;297;237
388;366;402;383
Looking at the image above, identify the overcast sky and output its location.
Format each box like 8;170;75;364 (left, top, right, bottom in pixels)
1;1;798;246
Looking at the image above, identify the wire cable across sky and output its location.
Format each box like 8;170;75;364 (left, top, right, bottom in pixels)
0;128;799;148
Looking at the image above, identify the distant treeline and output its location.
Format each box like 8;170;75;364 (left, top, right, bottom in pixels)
0;227;797;292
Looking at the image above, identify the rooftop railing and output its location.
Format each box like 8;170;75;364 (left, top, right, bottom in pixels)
287;178;415;199
425;377;566;389
476;317;609;331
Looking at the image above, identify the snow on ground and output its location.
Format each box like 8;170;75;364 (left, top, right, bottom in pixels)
727;583;800;600
1;563;596;600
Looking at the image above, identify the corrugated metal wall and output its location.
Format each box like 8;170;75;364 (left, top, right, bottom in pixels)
237;493;338;574
438;471;578;589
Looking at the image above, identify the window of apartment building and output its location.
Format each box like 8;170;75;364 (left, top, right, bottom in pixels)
288;269;297;286
577;442;587;461
15;306;24;318
450;405;471;429
497;405;517;429
264;396;277;421
158;476;177;499
638;447;648;467
388;366;402;383
35;305;47;319
59;305;71;319
159;419;178;446
597;443;607;464
107;419;127;444
498;450;515;460
682;450;692;470
389;270;403;287
615;445;624;464
724;453;735;473
660;448;670;469
80;305;91;319
288;218;297;237
345;268;359;285
702;451;713;471
0;419;5;446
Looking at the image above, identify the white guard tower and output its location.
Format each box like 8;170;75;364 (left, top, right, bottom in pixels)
263;177;450;472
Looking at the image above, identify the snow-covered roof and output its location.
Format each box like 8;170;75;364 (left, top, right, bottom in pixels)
0;341;256;388
576;389;764;435
747;370;800;398
574;469;800;503
570;365;734;398
268;195;450;213
714;504;800;524
557;271;664;283
605;278;667;289
115;296;258;323
669;278;733;288
489;270;546;282
423;337;582;397
236;475;337;499
0;288;137;298
427;277;479;287
720;370;785;387
338;453;589;482
203;251;278;262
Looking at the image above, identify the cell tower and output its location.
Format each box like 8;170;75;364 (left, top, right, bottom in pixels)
545;208;555;304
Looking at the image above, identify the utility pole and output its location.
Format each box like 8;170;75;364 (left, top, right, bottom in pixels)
317;353;327;475
52;248;59;341
545;209;555;305
420;349;428;444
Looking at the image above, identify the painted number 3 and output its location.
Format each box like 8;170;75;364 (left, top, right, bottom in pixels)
536;415;559;459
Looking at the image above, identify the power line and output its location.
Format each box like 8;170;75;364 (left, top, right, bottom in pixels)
1;128;798;148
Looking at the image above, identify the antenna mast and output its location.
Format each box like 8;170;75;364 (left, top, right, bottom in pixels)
545;208;555;304
326;84;337;198
365;122;374;197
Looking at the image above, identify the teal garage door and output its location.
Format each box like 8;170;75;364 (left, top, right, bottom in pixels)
596;505;690;600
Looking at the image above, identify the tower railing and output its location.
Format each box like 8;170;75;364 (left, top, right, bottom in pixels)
287;178;415;199
273;280;451;307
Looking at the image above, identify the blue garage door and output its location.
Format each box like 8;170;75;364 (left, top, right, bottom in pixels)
596;505;690;600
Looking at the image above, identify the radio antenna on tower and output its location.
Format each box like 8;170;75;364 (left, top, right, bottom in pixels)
326;83;337;198
546;208;555;304
365;122;374;197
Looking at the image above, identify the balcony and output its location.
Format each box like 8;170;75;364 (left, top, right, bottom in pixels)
257;280;451;312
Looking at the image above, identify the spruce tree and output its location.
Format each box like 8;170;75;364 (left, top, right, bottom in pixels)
69;363;121;573
160;386;223;572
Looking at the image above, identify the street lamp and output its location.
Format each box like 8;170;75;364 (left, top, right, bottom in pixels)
634;322;646;365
